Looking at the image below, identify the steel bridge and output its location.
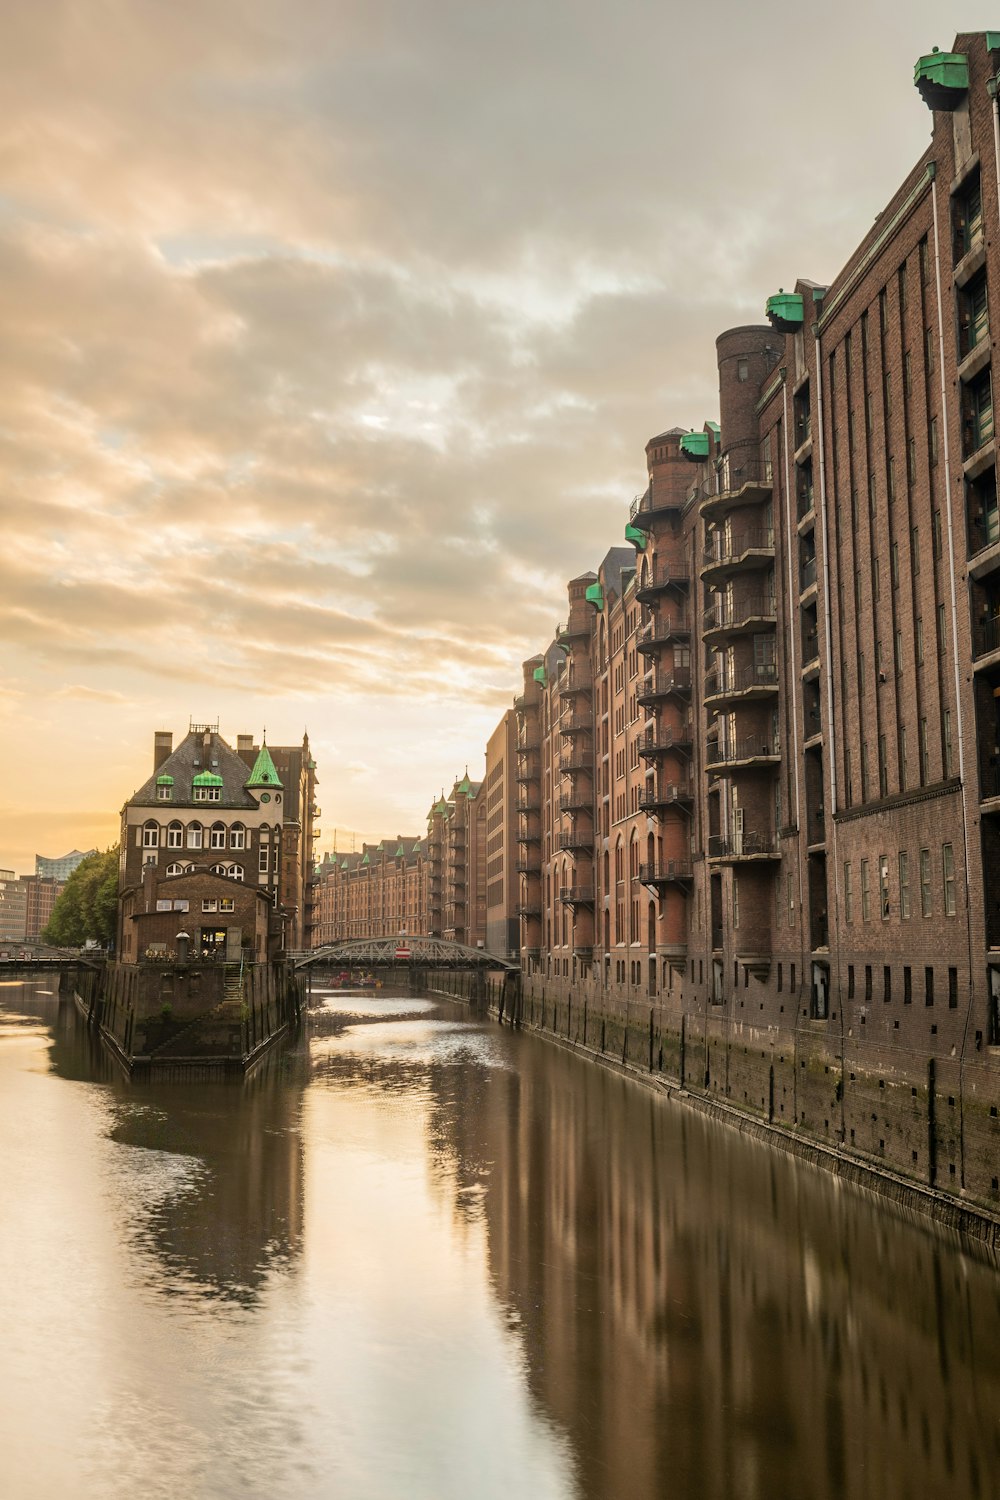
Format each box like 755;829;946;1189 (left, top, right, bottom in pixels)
288;936;519;973
0;946;104;976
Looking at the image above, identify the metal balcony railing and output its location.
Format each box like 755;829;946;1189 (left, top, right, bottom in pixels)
973;613;1000;658
635;564;691;599
559;887;596;905
800;555;818;591
704;661;778;698
636;614;691;649
699;449;773;504
703;528;775;567
706;737;780;767
703;595;777;632
638;859;694;885
558;794;593;815
560;668;594;697
637;667;692;702
708;832;778;858
638;725;692;754
638;780;693;809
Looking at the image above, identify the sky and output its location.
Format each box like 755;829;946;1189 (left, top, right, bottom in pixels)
0;0;993;874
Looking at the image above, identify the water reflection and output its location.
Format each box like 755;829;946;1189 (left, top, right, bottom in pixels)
1;979;999;1500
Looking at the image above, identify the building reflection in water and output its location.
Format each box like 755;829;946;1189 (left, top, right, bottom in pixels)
41;985;309;1306
415;1028;1000;1500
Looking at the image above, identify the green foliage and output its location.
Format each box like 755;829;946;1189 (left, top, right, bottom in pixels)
42;847;120;949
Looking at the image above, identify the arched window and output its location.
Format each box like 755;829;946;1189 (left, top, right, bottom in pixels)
230;823;246;850
210;863;227;876
142;821;159;848
187;822;203;850
614;838;623;883
210;822;226;850
166;821;183;849
166;862;184;876
229;865;245;882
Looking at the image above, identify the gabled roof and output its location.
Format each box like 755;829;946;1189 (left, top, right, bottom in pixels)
130;730;262;810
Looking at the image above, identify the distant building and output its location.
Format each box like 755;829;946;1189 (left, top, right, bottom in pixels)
24;878;63;941
35;849;96;881
0;871;27;944
119;721;313;958
484;712;518;958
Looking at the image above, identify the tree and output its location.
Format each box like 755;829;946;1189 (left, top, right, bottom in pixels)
42;847;119;948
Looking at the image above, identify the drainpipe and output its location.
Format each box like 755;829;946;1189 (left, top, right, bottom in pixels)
990;78;1000;231
931;165;976;1186
781;375;803;836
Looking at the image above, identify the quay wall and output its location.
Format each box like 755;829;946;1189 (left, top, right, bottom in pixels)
427;968;1000;1249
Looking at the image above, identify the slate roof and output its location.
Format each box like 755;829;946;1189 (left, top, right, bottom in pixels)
130;731;262;810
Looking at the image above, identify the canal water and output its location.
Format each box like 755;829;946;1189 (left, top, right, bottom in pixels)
2;980;999;1500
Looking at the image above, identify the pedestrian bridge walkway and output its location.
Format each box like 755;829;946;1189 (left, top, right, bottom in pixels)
288;936;519;973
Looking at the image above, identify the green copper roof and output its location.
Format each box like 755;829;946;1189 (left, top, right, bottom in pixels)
914;48;968;111
457;772;473;795
306;758;317;769
765;290;804;331
585;583;604;611
706;421;720;435
395;844;405;857
532;665;546;685
361;852;370;865
156;774;174;785
625;522;648;549
246;743;283;788
556;639;570;654
679;431;710;460
192;771;224;787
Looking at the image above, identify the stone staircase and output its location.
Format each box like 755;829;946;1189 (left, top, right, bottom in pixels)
149;962;245;1060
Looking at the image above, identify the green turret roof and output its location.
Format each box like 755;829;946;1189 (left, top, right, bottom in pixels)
156;774;174;785
192;771;224;787
246;743;283;789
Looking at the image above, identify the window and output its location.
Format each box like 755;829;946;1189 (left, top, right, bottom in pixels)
899;852;910;919
210;863;226;876
220;898;235;913
142;822;159;848
959;272;989;359
166;822;183;849
156;784;172;801
737;358;749;382
187;822;203;850
861;858;871;922
210;823;227;850
884;965;892;1003
900;728;909;788
925;966;935;1007
879;855;890;920
937;603;947;656
848;964;855;999
904;966;912;1004
916;618;924;666
943;710;954;778
193;785;222;803
166;863;184;876
230;824;246;850
942;843;956;916
949;967;958;1009
920;848;932;916
963;370;994;456
953;172;983;263
259;846;269;875
919;718;929;784
229;865;245;883
878;736;888;799
202;899;219;913
865;964;872;1001
844;862;853;923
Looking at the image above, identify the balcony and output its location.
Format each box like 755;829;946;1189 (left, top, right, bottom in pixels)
703;594;776;641
559;792;593;815
800;555;818;593
558;618;590;644
638;779;694;811
706;736;781;771
516;733;540;754
701;528;775;586
559;713;594;737
636;613;691;654
636;667;692;706
639;860;694;887
556;828;595;854
638;725;692;758
559;750;594;775
704;661;778;704
517;827;542;845
707;832;779;862
635;564;691;604
699;450;774;520
559;886;595;906
629;482;684;526
515;858;541;874
973;613;1000;663
517;902;542;918
560;668;594;698
517;792;540;812
515;761;539;784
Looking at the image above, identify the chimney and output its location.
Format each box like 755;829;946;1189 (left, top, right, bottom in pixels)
237;735;255;754
154;731;173;772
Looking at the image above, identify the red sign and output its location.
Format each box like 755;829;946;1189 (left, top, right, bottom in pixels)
395;946;411;961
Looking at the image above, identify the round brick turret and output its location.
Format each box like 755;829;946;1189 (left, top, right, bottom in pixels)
716;325;783;453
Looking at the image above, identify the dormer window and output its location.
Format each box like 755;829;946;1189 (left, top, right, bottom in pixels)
194;785;221;803
157;784;172;801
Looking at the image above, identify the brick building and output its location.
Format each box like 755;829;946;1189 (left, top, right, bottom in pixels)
0;871;65;943
118;722;313;957
512;33;1000;1211
314;838;430;944
485;711;519;958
